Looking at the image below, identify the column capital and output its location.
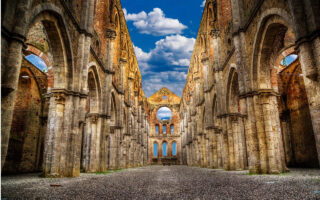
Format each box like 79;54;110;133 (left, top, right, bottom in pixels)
201;52;210;63
53;92;66;105
239;89;280;99
210;28;220;39
106;28;117;40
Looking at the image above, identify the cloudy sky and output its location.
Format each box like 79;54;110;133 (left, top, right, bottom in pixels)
157;107;172;120
122;0;205;97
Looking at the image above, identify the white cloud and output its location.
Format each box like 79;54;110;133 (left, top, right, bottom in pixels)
134;35;195;70
123;8;147;21
201;0;206;7
142;71;187;97
123;8;187;36
133;35;194;96
157;107;172;120
133;45;151;62
151;35;195;67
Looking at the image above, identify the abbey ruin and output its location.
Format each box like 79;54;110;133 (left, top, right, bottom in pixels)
180;0;320;174
1;0;320;186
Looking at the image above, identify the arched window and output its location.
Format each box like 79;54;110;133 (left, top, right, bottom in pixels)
155;125;159;135
25;54;48;72
153;143;158;157
172;142;177;156
157;107;172;121
162;142;167;157
163;125;166;134
110;95;116;125
170;124;174;134
280;54;298;67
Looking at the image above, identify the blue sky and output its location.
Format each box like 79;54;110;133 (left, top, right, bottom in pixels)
157;107;172;120
26;54;48;72
121;0;205;97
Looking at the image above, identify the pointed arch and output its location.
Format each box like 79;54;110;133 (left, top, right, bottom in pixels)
251;9;295;90
226;65;239;113
28;3;74;89
153;142;158;157
110;91;118;125
162;141;168;157
172;141;177;156
87;64;102;113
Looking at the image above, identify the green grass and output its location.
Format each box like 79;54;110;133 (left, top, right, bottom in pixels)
311;178;320;182
93;169;125;175
246;172;290;176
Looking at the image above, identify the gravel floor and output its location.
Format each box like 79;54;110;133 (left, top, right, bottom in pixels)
1;165;320;200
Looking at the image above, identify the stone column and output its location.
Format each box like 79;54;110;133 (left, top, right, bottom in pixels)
221;117;230;170
76;0;95;174
1;0;32;168
226;117;236;170
82;117;90;172
108;131;117;169
289;0;320;166
129;139;134;167
230;115;246;170
43;92;67;177
212;130;218;168
260;93;284;173
98;29;116;171
253;95;268;173
1;39;24;168
243;96;260;173
205;135;209;167
86;115;99;172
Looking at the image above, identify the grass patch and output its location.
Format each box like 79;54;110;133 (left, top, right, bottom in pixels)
246;172;290;176
94;169;125;175
312;178;320;182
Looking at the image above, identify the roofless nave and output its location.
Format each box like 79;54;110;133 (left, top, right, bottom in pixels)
1;0;320;179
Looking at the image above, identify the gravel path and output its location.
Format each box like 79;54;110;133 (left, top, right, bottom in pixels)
2;165;320;200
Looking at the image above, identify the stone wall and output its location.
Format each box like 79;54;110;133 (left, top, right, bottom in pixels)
147;88;182;165
180;0;320;173
3;59;47;174
1;0;149;177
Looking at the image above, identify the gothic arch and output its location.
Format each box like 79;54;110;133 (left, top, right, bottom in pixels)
226;67;240;113
28;3;74;89
3;68;44;174
212;94;217;126
110;91;118;125
162;141;168;157
249;11;301;173
225;65;238;113
171;140;177;156
87;65;102;113
206;1;217;33
251;9;295;90
153;141;159;157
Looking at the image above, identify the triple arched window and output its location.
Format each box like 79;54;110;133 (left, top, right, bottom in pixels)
170;125;174;134
153;142;158;157
154;141;176;157
162;142;167;156
172;142;177;156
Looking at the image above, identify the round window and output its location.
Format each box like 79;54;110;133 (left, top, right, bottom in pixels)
157;107;172;121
